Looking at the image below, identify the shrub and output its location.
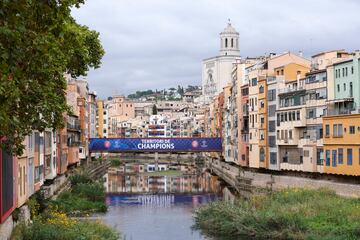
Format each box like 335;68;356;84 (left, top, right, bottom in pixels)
69;172;93;186
14;210;119;240
194;188;360;240
51;173;107;216
111;159;121;167
73;182;106;202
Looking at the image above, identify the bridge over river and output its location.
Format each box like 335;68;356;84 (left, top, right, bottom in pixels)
89;137;222;153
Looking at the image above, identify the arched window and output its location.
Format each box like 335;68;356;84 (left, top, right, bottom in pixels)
225;38;228;48
231;38;234;48
236;39;238;49
260;148;265;162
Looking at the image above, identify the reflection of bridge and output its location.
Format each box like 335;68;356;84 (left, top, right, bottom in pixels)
89;138;222;153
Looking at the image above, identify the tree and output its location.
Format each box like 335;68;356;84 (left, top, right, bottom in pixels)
177;85;184;96
152;105;158;115
0;0;105;155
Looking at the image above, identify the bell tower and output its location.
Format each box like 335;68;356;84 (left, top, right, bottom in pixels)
220;20;240;56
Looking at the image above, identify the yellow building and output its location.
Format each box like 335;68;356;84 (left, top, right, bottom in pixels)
274;63;309;82
96;100;104;138
323;114;360;176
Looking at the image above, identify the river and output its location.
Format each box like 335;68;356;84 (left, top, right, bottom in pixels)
96;161;234;240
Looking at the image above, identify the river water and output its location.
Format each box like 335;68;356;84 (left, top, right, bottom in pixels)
97;162;233;240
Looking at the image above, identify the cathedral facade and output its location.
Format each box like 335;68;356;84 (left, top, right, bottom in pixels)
202;22;241;103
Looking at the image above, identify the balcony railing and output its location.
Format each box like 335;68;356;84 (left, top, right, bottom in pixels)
326;108;358;116
278;86;304;94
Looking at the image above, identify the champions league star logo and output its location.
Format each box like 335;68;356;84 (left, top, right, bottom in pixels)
200;140;208;148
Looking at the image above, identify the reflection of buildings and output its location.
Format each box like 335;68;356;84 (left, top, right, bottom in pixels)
105;167;218;194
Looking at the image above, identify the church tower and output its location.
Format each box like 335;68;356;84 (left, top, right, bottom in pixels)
219;21;240;56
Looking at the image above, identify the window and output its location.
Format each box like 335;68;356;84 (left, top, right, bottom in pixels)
260;148;265;162
269;121;275;132
268;105;276;117
338;148;343;164
333;124;343;137
344;83;346;91
269;136;276;147
28;134;33;150
289;130;293;139
251;78;257;86
338;124;343;137
325;124;330;137
270;152;277;164
337;84;340;92
332;150;337;167
297;110;300;120
268;89;276;101
225;38;228;48
259;85;264;93
351;66;354;74
347;149;353;165
350;126;355;134
317;149;324;165
326;150;330;166
304;150;309;157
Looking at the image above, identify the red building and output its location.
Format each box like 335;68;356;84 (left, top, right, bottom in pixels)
0;142;17;223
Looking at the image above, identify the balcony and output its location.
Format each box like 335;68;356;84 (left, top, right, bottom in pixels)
326;108;358;116
278;86;305;95
67;121;81;132
267;76;276;83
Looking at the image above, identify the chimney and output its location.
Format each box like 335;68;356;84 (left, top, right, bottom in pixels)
355;50;360;58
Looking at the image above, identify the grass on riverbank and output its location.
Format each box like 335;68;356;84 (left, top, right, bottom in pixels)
194;188;360;240
51;171;107;216
11;210;119;240
12;170;118;240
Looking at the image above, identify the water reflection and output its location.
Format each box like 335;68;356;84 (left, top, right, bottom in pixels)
99;162;234;240
103;163;223;194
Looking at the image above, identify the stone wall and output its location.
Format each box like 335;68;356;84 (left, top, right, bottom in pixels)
208;158;360;198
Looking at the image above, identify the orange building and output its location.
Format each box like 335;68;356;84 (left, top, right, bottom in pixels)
323;114;360;176
258;77;268;168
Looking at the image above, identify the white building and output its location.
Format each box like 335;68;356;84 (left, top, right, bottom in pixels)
147;115;170;138
202;22;241;103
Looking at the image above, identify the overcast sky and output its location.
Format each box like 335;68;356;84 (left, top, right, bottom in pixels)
72;0;360;99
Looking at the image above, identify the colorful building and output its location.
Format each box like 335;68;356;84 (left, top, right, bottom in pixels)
323;114;360;176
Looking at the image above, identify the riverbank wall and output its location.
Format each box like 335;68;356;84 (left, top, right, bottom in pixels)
207;158;360;198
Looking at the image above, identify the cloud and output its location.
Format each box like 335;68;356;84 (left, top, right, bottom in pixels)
72;0;360;98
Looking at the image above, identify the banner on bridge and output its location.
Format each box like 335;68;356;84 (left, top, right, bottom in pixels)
89;138;222;152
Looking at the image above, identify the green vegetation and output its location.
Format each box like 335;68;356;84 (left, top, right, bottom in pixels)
12;171;117;240
0;0;104;154
194;188;360;240
111;159;122;167
144;170;182;177
152;104;158;115
51;171;107;216
128;89;154;99
12;211;119;240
